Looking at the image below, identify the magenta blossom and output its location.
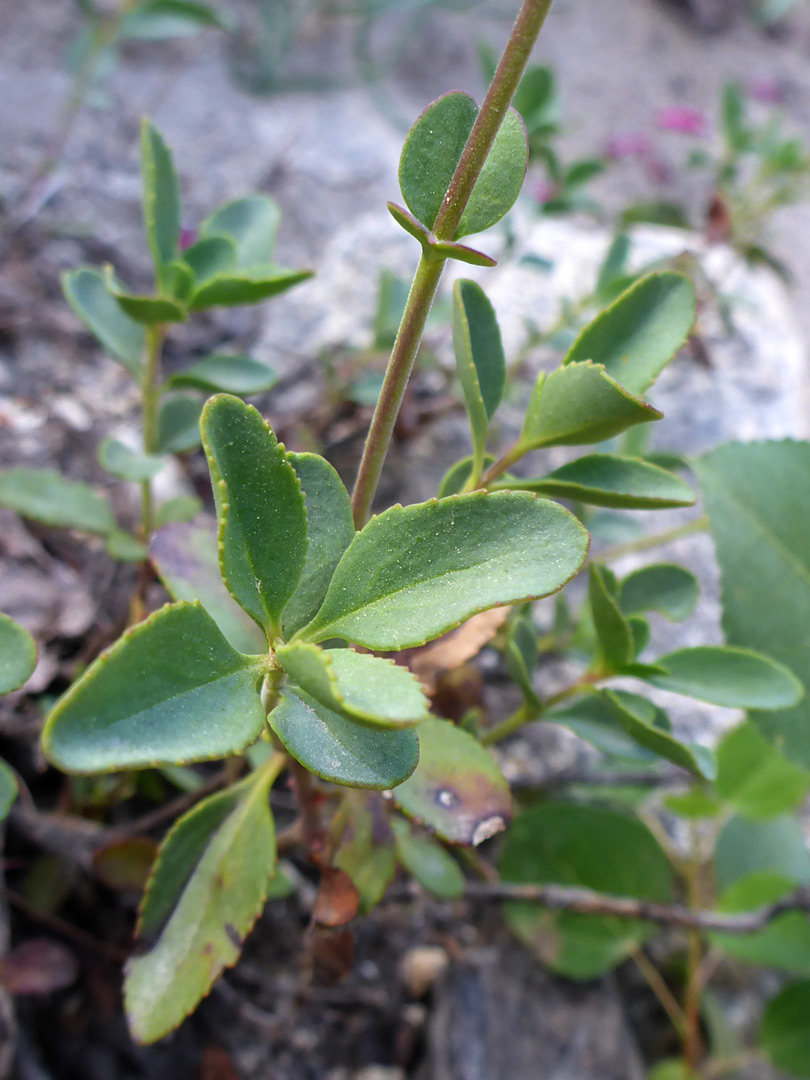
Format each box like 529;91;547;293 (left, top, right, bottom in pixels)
747;77;785;104
605;131;653;160
533;179;556;204
179;227;197;252
656;106;707;135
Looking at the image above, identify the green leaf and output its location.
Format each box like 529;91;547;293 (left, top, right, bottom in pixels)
695;441;810;763
281;452;355;638
648;646;804;710
140;120;181;288
504;612;540;707
716;721;810;819
0;468;116;535
713;872;810;974
0;759;18;821
334;793;396;911
520;362;662;451
62;267;145;377
432;240;497;268
200;196;281;269
98;438;165;482
188;268;313;311
391;817;465;900
664;789;723;819
499;803;673;978
589;564;633;672
594;690;715;779
125;761;277;1045
41;602;268;773
564;272;696;396
181;237;237;285
157;393;204;453
121;0;230;40
452;279;505;480
399;92;528;239
619;563;700;623
437;454;497;498
201;395;308;637
297;491;588;651
547;691;668;764
154;495;203;527
268;690;419;790
164;259;195;302
508;455;695;510
761;980;810;1077
168;354;279;395
105;530;149;562
0;613;37;695
104;268;188;324
393;718;511;845
275;642;428;728
715;815;810;892
150;520;266;654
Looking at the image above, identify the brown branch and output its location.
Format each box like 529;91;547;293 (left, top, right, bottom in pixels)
390;880;810;935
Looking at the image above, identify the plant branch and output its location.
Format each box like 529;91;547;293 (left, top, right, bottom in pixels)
350;0;556;527
139;324;165;540
598;515;708;561
438;881;810;934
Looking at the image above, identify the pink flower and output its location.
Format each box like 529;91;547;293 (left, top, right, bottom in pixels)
747;77;785;104
179;228;197;251
655;106;707;135
605;132;653;160
533;180;556;204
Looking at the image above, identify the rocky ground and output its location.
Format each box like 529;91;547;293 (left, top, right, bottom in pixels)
2;0;810;1077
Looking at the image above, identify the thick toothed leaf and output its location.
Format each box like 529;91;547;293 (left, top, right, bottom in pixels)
547;691;665;763
716;721;809;819
452;279;505;479
201;395;308;637
98;438;165;482
589;564;633;672
593;690;715;778
399;92;528;239
696;441;810;764
140;120;181;288
648;646;803;710
125;762;277;1044
0;468;116;535
0;759;18;821
181;237;237;285
0;613;37;695
504;612;540;706
508;455;695;509
393;718;511;845
715;815;810;892
713;872;810;975
391;817;465;900
157;393;204;453
41;602;267;773
168;354;279;395
619;563;700;623
275;642;428;728
500;803;673;979
298;491;588;651
761;981;810;1077
61;267;145;376
150;520;266;654
520;362;662;451
282;453;355;638
121;0;230;40
268;691;418;790
564;272;696;396
104;268;188;324
200;196;281;269
189;268;312;310
154;495;203;527
333;793;396;912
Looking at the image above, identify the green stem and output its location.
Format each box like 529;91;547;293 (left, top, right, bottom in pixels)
479;440;527;488
350;0;556;528
139;324;165;541
481;672;602;745
598;515;708;562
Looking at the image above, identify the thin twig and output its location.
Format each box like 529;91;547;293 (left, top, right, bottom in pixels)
391;880;810;935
